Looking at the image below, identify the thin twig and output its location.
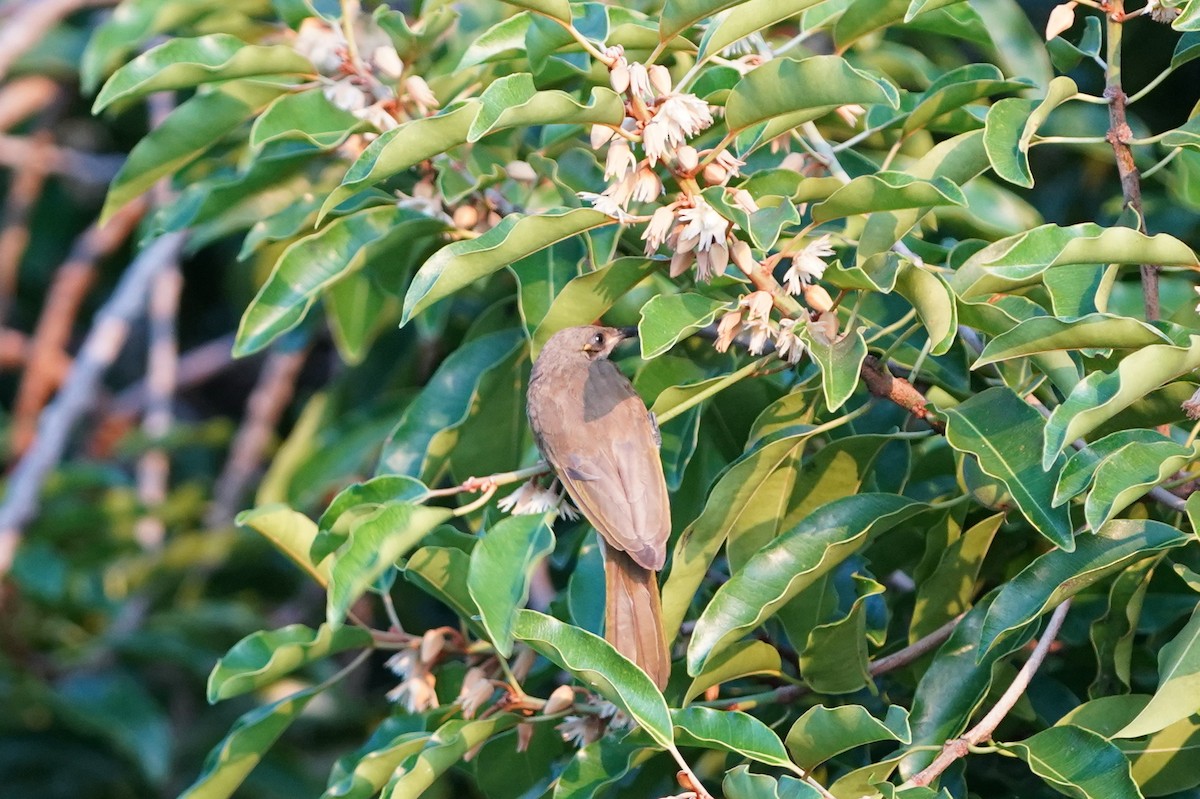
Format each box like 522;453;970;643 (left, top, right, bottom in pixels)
0;0;116;81
10;197;148;457
0;130;51;325
0;76;59;132
205;341;311;526
0;231;187;577
0;134;124;186
904;600;1072;788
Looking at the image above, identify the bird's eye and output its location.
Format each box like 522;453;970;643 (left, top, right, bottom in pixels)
591;332;605;346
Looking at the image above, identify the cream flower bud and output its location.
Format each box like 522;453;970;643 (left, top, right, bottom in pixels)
715;309;743;353
730;239;756;275
610;61;630;93
731;188;758;214
506;160;537;182
373;45;404;79
810;311;840;344
404;75;438;108
676;145;698;172
803;283;835;313
420;629;444;664
648;64;672;96
631;165;663;203
591;124;616;149
702;162;728;185
705;241;729;277
669;249;693;278
453;204;480;229
544;684;577;715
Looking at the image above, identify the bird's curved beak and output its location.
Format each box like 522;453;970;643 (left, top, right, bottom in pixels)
616;326;639;340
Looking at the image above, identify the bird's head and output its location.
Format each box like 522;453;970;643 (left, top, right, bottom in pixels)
545;325;637;363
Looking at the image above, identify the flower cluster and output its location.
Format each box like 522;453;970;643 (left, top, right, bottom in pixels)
384;630;445;713
498;479;579;520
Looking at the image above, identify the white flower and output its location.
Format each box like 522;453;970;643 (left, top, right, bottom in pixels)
628;62;654;100
739;291;773;355
558;714;605;747
457;667;495;719
714;309;743;353
696;241;729;282
775;319;803;364
631;166;663;203
713;150;745;178
730;188;758;214
353;102;399;131
385;647;440;713
498;480;559;515
641;93;714;164
604;137;637;181
404;75;439;109
783;234;835;294
676;197;728;252
641;205;677;255
293;18;346;74
324;77;370;113
578;171;637;219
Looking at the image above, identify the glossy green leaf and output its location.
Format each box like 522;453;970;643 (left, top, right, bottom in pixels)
800;326;868;411
319;101;480;218
953;223;1200;299
903;64;1033;135
1003;726;1141;799
404;546;484;635
513;610;674;749
236;504;331;586
1116;603;1200;738
512;240;584;339
983;76;1077;187
402;209;614;325
322;726;429;799
94;34;313;112
683;640;782;704
235;208;439;356
786;704;911;771
1043;336;1200;468
944;386;1073;549
325;271;389;365
722;765;821;799
502;0;572;24
671;706;796;770
207;624;372;703
812;172;966;223
1085;441;1199;530
467;514;554;657
974;314;1173;366
911;513;1002;639
894;264;958;355
470;75;624;141
250;88;365;152
327;503;453;627
378;328;524;479
688;494;925;674
725;56;899;142
698;0;826;57
979;519;1189;656
1173;31;1200;68
178;686;318;799
383;716;521;799
459;13;533;69
102;80;284;223
798;574;885;694
533;257;658;358
660;0;743;40
314;476;429;561
1161;116;1200;151
554;734;655;799
638;294;728;359
1089;559;1156;698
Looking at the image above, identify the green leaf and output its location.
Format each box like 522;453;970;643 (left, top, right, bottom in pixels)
1044;336;1200;468
502;0;572;24
533;257;659;358
1116;603;1200;738
250;88;365;152
687;494;925;675
325;271;390;365
974;313;1174;366
322;726;429;799
315;476;430;562
1003;725;1141;799
1085;441;1199;531
723;766;822;799
319;101;480;218
698;0;827;58
1172;32;1200;69
236;504;331;586
1177;3;1200;32
944;386;1073;549
404;546;485;635
671;707;796;770
811;172;966;223
953;223;1200;299
1089;559;1156;698
800;326;868;411
459;12;533;69
902;63;1033;135
983;76;1078;187
235;208;439;356
683;640;782;704
798;575;885;694
1161;116;1200;151
638;294;728;359
327;503;454;627
383;716;521;799
378;328;525;479
725;56;899;143
978;519;1189;656
94;34;313;112
513;610;674;749
513;241;584;339
555;735;656;799
402;209;614;325
469;75;624;141
178;686;318;799
894;264;958;355
102;80;284;223
911;513;1002;639
207;624;372;703
660;0;744;41
467;514;555;657
786;705;911;772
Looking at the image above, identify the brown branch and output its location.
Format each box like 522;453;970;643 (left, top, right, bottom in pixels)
205;342;311;526
0;231;187;577
9;197;148;457
0;76;60;132
0;130;52;325
0;134;124;186
1103;1;1157;320
0;0;116;81
860;355;946;434
905;600;1072;788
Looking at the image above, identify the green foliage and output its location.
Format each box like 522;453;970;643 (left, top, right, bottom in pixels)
7;0;1200;797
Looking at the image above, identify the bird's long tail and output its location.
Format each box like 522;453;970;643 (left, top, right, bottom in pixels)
602;541;670;690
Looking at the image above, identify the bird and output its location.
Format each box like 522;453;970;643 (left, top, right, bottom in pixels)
526;325;671;689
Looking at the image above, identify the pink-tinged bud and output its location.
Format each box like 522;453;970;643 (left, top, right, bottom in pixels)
610;62;630;94
543;684;576;715
707;241;729;275
373;45;403;79
453;205;479;229
404;75;438;108
420;630;443;664
506;160;537;182
669;249;693;278
591;124;615;149
714;309;743;353
731;188;758;214
810;311;840;344
803;283;835;313
702;162;728;185
648;64;672;95
730;239;755;275
676;145;698;172
516;723;535;752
